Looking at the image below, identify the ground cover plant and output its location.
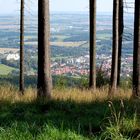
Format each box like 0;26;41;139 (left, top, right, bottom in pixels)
0;86;139;140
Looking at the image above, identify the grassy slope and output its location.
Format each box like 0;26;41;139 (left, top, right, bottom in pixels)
0;64;15;75
0;86;139;140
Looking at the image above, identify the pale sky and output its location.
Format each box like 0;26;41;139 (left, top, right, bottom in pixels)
0;0;113;15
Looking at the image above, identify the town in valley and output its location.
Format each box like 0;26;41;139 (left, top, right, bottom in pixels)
0;12;133;78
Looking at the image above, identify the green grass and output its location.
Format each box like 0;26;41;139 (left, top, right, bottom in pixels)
0;64;15;75
0;86;139;140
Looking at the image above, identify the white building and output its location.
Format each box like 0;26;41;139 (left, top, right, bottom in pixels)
6;53;20;61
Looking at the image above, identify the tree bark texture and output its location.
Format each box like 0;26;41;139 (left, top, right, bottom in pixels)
38;0;52;98
109;0;119;96
20;0;25;94
117;0;124;86
89;0;96;90
133;0;140;97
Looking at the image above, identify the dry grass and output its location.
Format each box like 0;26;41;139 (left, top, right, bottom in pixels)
0;85;139;140
52;88;132;102
0;85;132;103
0;86;36;103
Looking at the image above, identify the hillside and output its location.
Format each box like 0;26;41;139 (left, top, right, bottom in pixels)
0;64;15;75
0;86;139;140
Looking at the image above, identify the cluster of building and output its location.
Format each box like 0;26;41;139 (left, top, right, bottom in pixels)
51;55;89;76
0;49;20;63
5;53;19;61
0;49;133;78
51;54;133;77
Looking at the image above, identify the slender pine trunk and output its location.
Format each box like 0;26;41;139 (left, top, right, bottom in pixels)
38;0;52;98
20;0;24;94
117;0;124;86
133;0;140;97
109;0;119;96
89;0;96;90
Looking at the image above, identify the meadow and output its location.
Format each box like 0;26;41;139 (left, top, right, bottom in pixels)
0;86;139;140
0;64;15;75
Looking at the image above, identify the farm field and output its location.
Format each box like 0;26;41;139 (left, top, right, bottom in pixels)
0;64;15;75
24;41;87;47
0;48;19;54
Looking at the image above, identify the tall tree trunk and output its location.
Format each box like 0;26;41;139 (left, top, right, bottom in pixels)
89;0;96;90
133;0;140;97
109;0;119;96
20;0;24;94
117;0;124;86
38;0;52;98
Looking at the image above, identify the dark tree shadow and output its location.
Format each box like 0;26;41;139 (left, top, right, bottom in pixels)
0;98;139;139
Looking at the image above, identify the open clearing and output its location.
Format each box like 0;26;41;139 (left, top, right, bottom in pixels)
0;86;139;140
